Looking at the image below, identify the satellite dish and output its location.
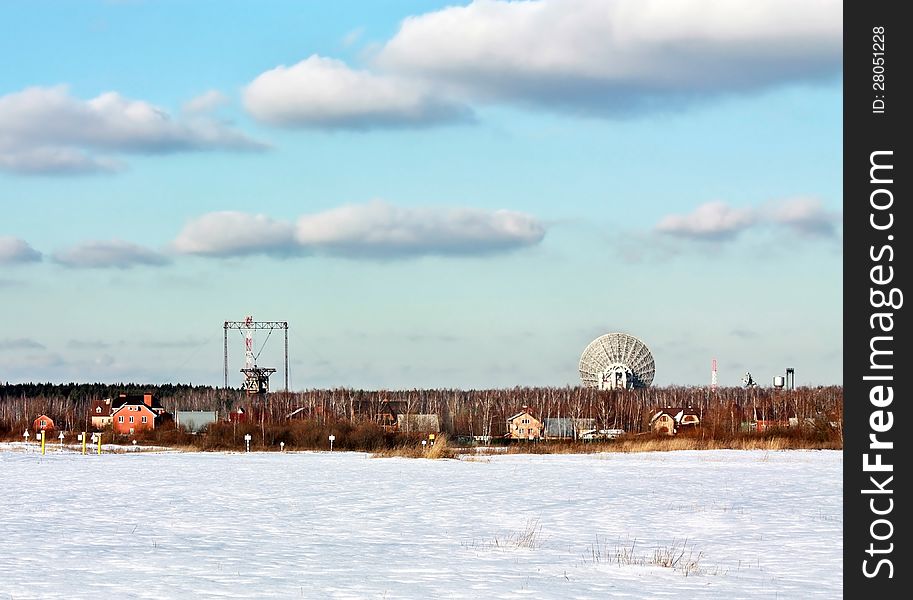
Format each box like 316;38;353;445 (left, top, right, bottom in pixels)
579;333;655;389
741;371;758;388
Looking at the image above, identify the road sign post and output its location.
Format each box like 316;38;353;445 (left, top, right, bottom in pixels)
244;433;252;453
58;431;65;451
328;435;335;451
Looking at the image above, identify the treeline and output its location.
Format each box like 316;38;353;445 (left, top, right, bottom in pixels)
0;382;843;439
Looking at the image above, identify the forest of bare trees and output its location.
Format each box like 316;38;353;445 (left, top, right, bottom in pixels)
0;382;843;439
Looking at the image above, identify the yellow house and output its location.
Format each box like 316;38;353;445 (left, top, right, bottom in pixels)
506;409;542;440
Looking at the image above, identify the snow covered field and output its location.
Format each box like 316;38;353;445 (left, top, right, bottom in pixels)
0;449;841;599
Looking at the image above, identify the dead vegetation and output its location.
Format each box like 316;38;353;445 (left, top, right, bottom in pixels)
371;434;456;459
586;536;708;577
461;519;543;551
470;430;841;455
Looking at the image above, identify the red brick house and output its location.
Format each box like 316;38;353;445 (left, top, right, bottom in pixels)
33;414;56;432
111;394;170;435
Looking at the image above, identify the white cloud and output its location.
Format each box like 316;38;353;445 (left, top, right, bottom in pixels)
243;55;470;128
0;338;46;351
655;197;840;242
172;201;545;259
182;90;230;114
295;200;545;257
172;211;297;257
52;240;170;269
656;201;757;240
0;85;266;175
341;27;366;48
374;0;840;113
769;197;839;237
0;237;42;264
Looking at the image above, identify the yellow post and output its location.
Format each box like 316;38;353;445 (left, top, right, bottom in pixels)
82;432;87;455
40;430;46;455
97;433;102;455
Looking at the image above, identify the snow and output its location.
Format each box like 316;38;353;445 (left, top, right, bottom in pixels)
0;449;841;598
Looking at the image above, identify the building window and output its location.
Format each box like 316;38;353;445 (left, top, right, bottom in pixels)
141;416;147;424
129;416;134;423
96;407;102;413
40;420;46;427
118;416;124;423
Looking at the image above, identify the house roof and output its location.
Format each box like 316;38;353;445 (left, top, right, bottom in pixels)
650;407;699;424
117;394;164;409
544;417;597;436
89;398;113;414
112;403;160;417
507;411;537;422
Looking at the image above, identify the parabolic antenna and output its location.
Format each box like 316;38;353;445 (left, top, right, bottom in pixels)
579;333;655;390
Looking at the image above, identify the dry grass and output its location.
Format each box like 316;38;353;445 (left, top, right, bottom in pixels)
462;519;543;551
371;435;457;459
471;434;840;456
587;536;707;577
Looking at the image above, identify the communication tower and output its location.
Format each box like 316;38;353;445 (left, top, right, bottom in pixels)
223;316;289;393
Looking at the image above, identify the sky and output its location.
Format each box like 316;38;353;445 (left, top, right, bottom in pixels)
0;0;843;389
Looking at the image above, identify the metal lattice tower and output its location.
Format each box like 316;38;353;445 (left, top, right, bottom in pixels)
223;318;289;392
711;358;718;391
579;333;655;390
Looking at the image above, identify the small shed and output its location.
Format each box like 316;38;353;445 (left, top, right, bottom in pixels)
33;414;56;432
228;407;247;423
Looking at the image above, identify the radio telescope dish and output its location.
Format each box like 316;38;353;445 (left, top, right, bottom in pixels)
579;333;655;390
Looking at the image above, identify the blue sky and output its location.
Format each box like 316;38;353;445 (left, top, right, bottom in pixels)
0;0;842;389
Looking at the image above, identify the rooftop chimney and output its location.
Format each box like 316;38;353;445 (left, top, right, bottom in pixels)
143;393;153;407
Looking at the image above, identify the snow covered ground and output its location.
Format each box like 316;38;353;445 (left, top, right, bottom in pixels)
0;449;841;599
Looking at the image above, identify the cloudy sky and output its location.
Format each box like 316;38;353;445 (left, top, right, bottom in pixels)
0;0;842;389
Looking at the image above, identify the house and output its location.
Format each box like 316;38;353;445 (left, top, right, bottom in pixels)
649;407;700;435
175;411;219;434
111;393;170;435
351;400;407;430
228;407;247;423
396;413;440;433
33;414;56;432
506;409;542;440
544;417;597;440
89;397;123;429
